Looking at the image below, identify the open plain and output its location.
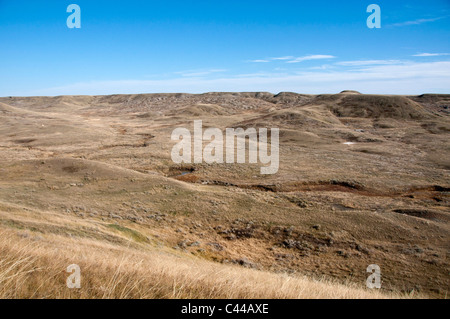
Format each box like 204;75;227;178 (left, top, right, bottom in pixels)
0;91;448;298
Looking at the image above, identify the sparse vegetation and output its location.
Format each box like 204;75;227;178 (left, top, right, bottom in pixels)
0;229;410;299
106;224;149;243
0;92;448;298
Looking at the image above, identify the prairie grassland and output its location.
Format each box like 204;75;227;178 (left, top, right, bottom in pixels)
0;228;408;299
1;92;448;298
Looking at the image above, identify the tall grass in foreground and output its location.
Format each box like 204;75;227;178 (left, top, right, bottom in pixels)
0;229;413;299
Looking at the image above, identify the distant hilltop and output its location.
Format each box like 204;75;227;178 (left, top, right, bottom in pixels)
339;90;361;95
1;91;449;118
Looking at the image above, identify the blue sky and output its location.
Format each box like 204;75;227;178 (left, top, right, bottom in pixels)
0;0;449;96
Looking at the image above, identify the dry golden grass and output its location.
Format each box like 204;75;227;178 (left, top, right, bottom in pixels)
0;229;410;299
1;93;447;298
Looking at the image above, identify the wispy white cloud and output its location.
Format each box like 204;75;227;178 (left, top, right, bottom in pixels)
286;55;335;63
249;56;293;63
308;64;335;70
412;53;450;57
22;61;450;96
248;55;331;63
389;16;446;27
270;56;294;61
336;60;404;66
